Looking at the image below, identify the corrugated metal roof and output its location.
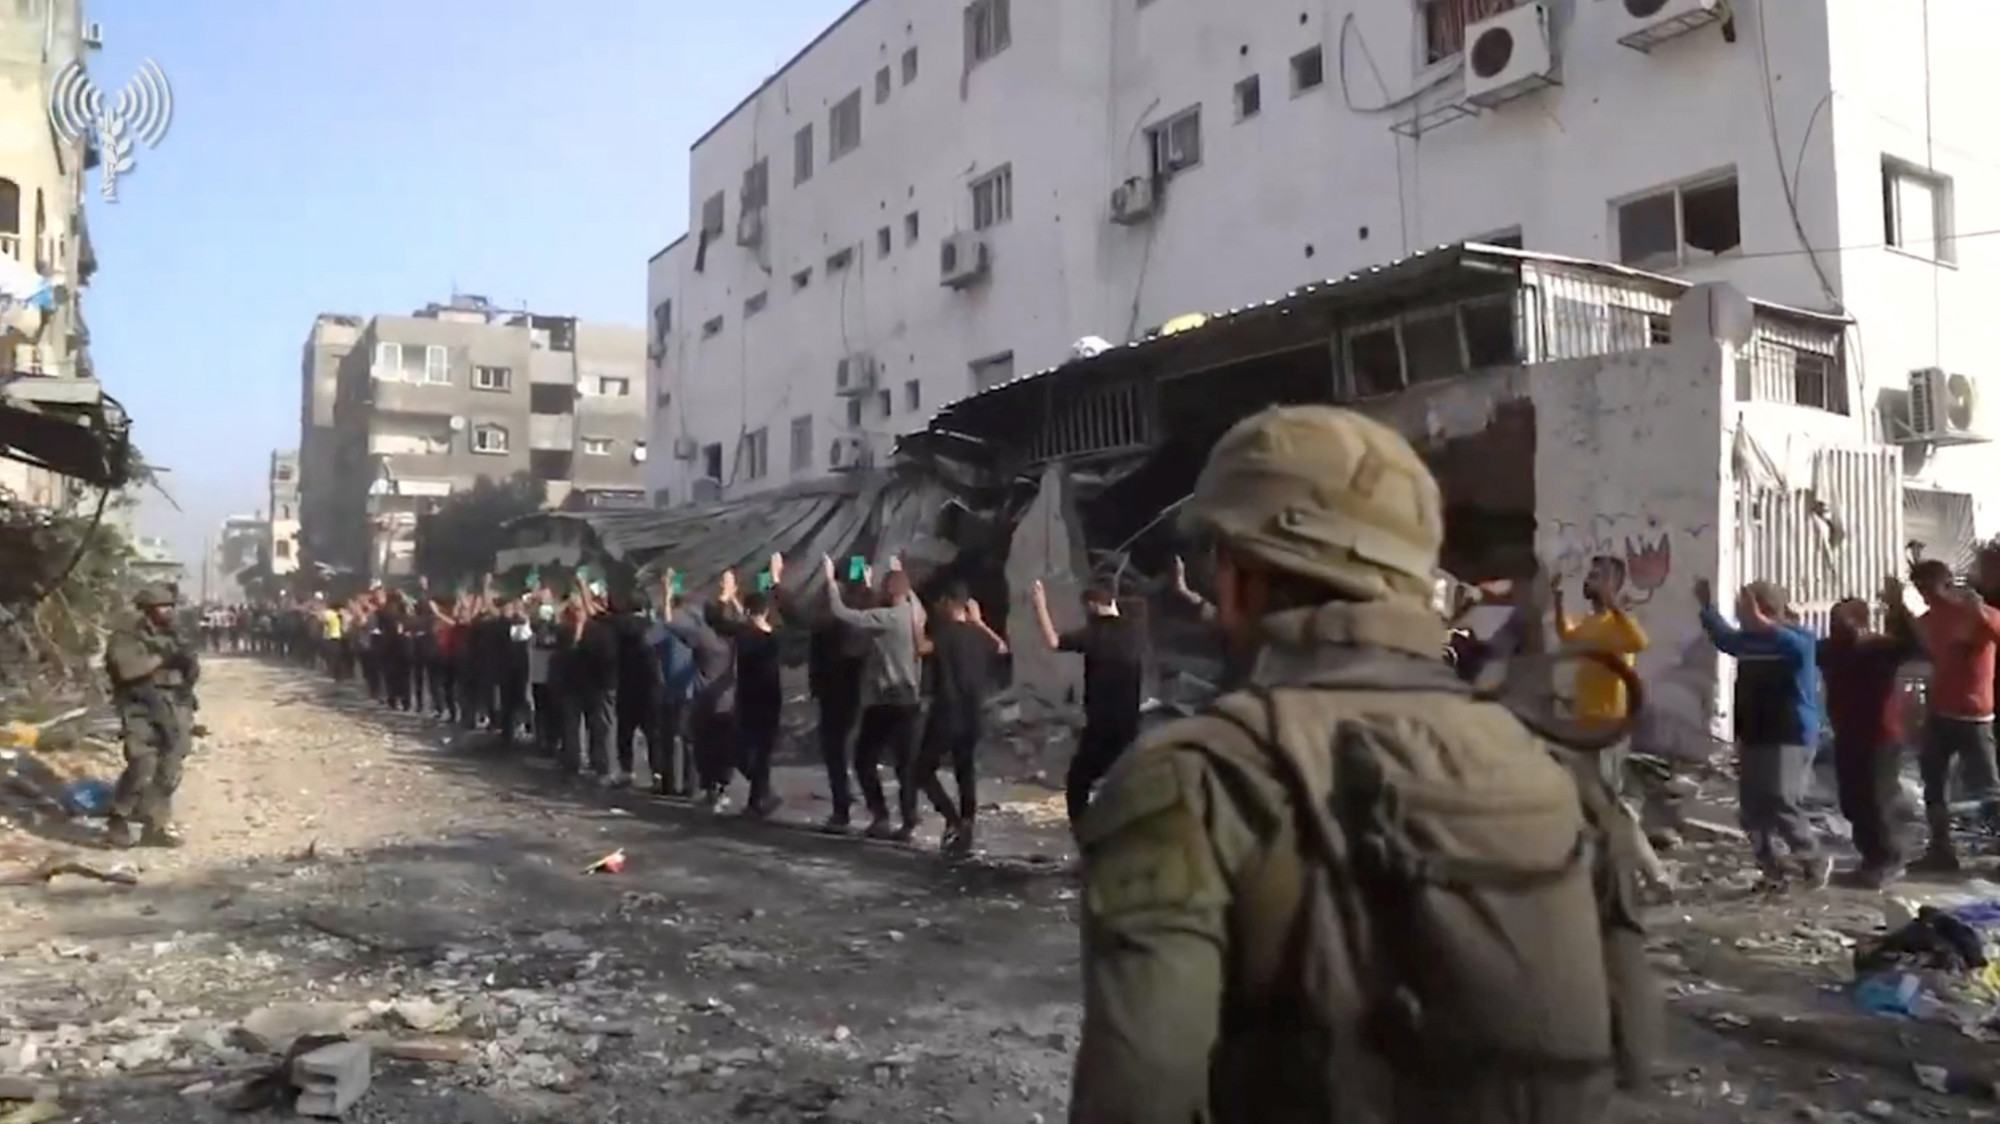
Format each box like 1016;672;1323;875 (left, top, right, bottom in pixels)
914;240;1848;436
503;471;953;594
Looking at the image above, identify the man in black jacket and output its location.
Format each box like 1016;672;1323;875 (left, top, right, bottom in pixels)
607;590;662;788
560;594;620;782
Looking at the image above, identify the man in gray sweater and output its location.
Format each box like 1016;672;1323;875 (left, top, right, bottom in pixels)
822;555;928;839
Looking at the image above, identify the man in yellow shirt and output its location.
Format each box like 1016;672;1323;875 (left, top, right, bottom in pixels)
1554;554;1669;889
317;597;345;678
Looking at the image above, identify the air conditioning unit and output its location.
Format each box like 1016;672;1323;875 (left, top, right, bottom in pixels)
1110;177;1157;226
835;353;880;396
80;21;102;47
671;435;699;460
1616;0;1725;53
1906;368;1990;446
1463;2;1557;109
735;207;765;247
828;435;871;471
939;232;991;289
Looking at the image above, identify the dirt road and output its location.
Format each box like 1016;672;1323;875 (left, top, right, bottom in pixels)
1;659;1993;1122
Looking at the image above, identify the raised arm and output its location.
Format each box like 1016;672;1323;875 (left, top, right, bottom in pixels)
1029;580;1062;651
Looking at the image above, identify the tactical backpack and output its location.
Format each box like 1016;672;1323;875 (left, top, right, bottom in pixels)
1203;649;1659;1123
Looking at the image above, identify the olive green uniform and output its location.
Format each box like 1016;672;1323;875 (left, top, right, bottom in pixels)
105;589;198;835
1069;406;1652;1123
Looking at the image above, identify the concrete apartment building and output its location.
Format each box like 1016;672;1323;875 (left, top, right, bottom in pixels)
300;296;647;580
0;0;101;507
267;448;298;577
645;0;1998;557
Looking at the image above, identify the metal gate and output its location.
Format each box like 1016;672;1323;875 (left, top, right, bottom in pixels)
1734;445;1902;635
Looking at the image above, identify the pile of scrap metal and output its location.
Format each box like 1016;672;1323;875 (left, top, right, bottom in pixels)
497;468;971;600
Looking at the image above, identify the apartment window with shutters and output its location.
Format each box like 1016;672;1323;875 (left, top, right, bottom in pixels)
422;345;450;384
830;90;863;161
790;415;814;472
1883;158;1954;264
967;0;1011;65
971;165;1012;230
1146;107;1202;177
794;124;814;184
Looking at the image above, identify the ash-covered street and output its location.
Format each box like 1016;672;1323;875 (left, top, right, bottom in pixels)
4;658;2000;1122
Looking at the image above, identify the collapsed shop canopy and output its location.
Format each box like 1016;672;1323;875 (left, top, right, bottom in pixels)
905;240;1848;460
499;470;953;593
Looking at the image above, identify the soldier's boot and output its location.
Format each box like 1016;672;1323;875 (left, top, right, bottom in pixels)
139;823;185;849
104;817;143;849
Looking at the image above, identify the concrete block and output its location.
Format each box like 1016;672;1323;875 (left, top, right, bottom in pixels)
290;1040;371;1117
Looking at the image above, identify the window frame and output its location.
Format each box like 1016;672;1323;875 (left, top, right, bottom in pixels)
1882;157;1955;265
971;165;1013;231
472;364;512;392
422;344;450;385
829;90;863;161
967;0;1012;66
1611;171;1742;271
470;424;510;455
1146;106;1203;177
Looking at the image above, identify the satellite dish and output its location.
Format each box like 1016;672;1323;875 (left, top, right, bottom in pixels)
448;416;467;432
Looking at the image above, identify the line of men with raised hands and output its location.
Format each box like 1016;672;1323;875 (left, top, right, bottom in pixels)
314;551;1149;858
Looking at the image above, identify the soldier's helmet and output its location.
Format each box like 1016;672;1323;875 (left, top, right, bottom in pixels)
1178;404;1443;603
133;585;178;610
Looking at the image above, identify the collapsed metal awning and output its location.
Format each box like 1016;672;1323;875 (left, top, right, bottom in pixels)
499;469;955;594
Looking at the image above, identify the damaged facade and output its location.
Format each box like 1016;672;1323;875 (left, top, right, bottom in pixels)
0;0;128;499
555;244;1908;751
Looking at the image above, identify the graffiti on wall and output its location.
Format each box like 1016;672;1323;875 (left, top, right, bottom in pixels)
1538;514;1725;761
1546;514;1704;607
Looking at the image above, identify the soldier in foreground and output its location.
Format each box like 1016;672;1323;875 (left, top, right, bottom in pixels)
1068;405;1657;1123
104;586;201;848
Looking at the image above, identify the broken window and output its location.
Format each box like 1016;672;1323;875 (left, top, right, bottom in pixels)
1146;107;1202;176
1617;174;1741;270
1347;325;1403;398
1883;158;1953;263
1401;310;1464;383
741;158;768;211
701;443;723;481
700;192;725;236
1289;46;1324;93
1460;296;1518;368
737;427;769;480
791;415;814;471
794;125;814;185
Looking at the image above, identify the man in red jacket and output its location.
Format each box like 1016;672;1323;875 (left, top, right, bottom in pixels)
1818;579;1920;887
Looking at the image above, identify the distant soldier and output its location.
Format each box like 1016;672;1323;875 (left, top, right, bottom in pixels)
1069;405;1658;1123
103;585;200;848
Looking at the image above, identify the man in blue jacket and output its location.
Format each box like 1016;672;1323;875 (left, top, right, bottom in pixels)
1696;577;1832;890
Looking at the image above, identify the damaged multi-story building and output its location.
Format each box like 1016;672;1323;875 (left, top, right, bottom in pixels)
522;246;1906;756
266;449;298;577
297;296;647;581
0;0;126;505
644;0;1995;568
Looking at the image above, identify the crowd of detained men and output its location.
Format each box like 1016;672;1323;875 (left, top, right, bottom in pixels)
220;536;2000;887
1444;544;2000;894
243;552;1149;858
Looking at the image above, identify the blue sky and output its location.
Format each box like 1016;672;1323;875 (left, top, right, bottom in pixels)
85;0;851;562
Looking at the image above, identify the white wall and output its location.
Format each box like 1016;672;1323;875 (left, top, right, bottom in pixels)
651;0;1999;526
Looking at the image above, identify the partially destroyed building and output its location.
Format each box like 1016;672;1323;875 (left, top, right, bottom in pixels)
525;243;1909;754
